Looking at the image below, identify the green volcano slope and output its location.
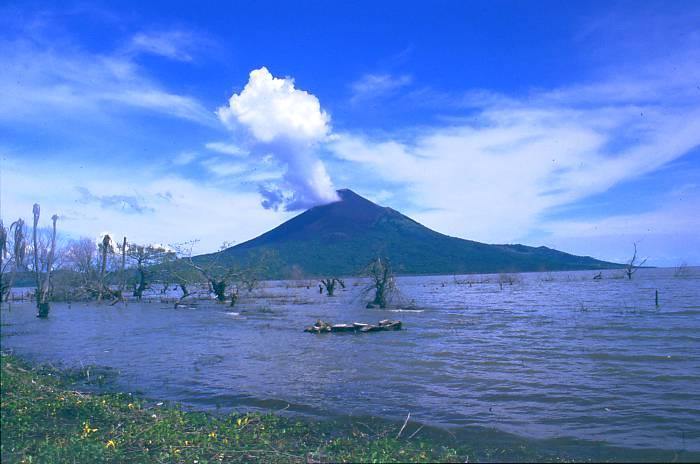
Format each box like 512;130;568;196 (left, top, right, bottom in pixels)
199;189;620;278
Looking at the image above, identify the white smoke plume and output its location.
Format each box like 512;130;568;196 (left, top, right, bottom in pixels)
217;67;339;210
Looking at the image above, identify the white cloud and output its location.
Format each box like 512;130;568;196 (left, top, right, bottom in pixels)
173;151;198;165
199;158;247;177
0;155;290;254
350;73;412;102
205;142;247;157
128;30;196;61
328;78;700;257
541;190;700;266
217;67;330;143
0;37;215;125
217;67;339;210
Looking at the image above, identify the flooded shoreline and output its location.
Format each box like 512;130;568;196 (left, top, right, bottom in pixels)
2;267;699;459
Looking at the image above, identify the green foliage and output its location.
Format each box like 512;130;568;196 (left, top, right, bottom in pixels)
202;190;622;279
1;353;472;463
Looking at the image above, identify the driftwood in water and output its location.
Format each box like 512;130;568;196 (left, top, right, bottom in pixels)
304;319;402;334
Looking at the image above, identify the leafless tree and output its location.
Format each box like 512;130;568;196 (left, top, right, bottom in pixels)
30;204;58;317
238;249;277;293
97;234;116;302
320;277;345;296
59;235;120;302
625;242;648;280
498;273;522;289
127;243;176;300
674;261;691;278
171;241;238;302
113;236;128;304
363;257;395;308
62;237;99;297
0;220;25;303
168;242;277;306
0;221;5;302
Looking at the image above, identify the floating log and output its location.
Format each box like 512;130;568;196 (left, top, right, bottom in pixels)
330;324;356;332
304;319;402;334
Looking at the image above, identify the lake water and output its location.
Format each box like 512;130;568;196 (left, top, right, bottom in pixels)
2;267;699;460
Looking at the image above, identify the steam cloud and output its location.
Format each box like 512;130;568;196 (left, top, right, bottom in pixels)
217;67;339;210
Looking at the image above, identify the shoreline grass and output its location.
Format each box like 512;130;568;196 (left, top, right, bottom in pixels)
1;352;465;463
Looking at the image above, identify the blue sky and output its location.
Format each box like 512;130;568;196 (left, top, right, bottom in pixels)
1;0;699;265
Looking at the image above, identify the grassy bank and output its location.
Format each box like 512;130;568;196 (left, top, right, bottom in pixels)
1;352;466;463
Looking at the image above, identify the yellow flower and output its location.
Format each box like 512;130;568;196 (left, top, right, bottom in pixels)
81;421;98;437
127;403;135;409
208;431;217;438
236;417;249;427
105;439;116;449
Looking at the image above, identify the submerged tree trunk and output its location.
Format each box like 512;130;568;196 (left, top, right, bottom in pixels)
373;280;387;308
31;204;52;318
0;222;6;304
97;235;111;303
112;236;127;305
39;214;58;307
365;257;393;309
2;220;26;305
32;204;41;309
134;268;147;300
321;278;344;296
178;283;190;301
211;280;227;302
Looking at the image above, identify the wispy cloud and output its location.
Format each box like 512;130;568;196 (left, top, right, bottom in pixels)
127;30;198;62
199;157;248;177
350;73;413;103
329;49;700;259
205;142;248;157
542;188;700;265
1;155;289;254
76;187;153;214
0;34;215;126
173;151;198;165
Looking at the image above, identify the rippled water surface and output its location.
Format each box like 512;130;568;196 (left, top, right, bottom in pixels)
2;268;700;459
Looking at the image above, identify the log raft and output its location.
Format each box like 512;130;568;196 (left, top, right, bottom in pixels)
304;319;402;334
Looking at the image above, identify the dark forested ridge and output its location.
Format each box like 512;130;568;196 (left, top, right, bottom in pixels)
197;189;621;278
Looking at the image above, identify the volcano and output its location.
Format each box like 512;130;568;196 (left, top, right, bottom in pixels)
202;189;620;278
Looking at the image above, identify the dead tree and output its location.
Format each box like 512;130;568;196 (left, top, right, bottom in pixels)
498;273;521;289
31;205;58;318
0;221;7;303
62;237;100;300
168;242;275;306
363;257;395;308
674;262;691;278
9;220;28;301
320;277;345;296
172;241;239;303
97;234;114;302
108;237;129;306
625;243;647;280
116;237;128;303
127;243;175;300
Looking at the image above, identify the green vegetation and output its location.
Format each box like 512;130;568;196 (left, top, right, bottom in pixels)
205;189;622;279
1;352;467;463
